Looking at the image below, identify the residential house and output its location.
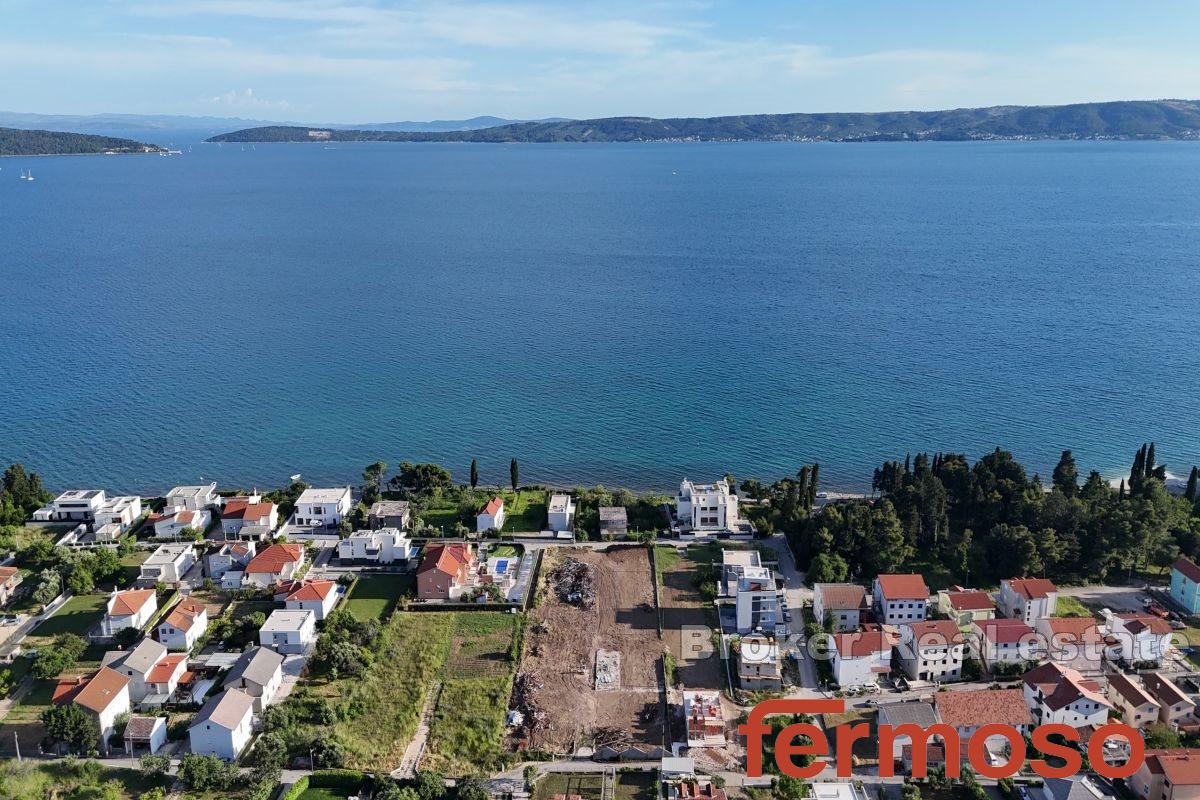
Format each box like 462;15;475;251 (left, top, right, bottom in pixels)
33;489;106;523
548;493;576;532
877;701;939;765
937;590;996;628
813;584;870;632
100;588;158;637
933;688;1031;753
599;506;628;537
734;565;778;634
123;715;168;755
476;497;506;533
259;609;316;654
143;653;188;705
683;690;725;747
416;543;476;600
156;597;208;651
1106;673;1162;730
664;778;727;800
139;543;195;586
1036;617;1105;674
873;574;930;625
220;497;278;537
971;618;1041;673
1130;749;1200;800
92;495;143;536
737;634;782;691
997;578;1059;624
241;542;305;587
105;638;168;703
1105;611;1175;666
165;484;219;511
1170;558;1200;615
1022;662;1111;731
660;756;696;779
57;667;131;755
337;528;414;565
1040;777;1110;800
293;487;352;528
1142;673;1197;729
148;506;210;539
223;646;285;712
897;619;965;683
720;550;763;597
830;629;895;688
676;479;739;532
284;579;340;620
205;541;256;582
189;688;255;761
368;500;412;530
0;566;22;606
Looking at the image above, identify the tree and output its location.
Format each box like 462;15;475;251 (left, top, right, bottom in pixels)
32;568;62;605
806;552;848;584
1145;724;1181;749
362;461;388;504
41;703;98;753
1052;450;1079;497
33;633;87;679
457;776;491;800
178;753;238;790
510;458;519;492
416;770;447;800
140;753;172;777
389;462;453;497
1187;467;1199;504
470;459;479;489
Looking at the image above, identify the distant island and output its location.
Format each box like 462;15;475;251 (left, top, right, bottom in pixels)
0;127;164;157
208;99;1200;144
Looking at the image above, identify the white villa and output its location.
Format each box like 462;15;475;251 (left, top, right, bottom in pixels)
477;496;506;532
548;493;576;532
259;609;316;654
998;578;1059;623
338;528;414;565
139;543;195;586
189;688;255;761
293;487;352;528
165;484;219;511
156;597;208;651
676;479;739;532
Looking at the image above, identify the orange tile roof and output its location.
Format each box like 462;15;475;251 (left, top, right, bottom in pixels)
1147;750;1200;785
108;589;156;617
483;496;504;515
418;543;473;578
222;499;275;522
833;629;896;658
944;590;994;611
164;598;207;632
975;618;1036;644
1006;578;1057;600
1118;612;1173;636
876;574;929;599
287;579;336;602
906;619;964;646
935;688;1030;728
146;654;187;684
73;667;130;714
0;566;18;583
244;543;304;575
1023;662;1109;711
816;583;869;610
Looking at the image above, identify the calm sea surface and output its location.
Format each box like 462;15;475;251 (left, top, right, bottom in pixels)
2;138;1198;494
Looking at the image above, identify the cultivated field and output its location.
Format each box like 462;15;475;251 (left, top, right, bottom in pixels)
518;547;664;753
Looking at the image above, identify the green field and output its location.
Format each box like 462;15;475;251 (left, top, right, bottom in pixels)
488;544;521;559
1054;595;1095;618
298;789;351;800
533;772;657;800
0;760;169;800
343;574;414;621
27;592;108;640
500;490;546;532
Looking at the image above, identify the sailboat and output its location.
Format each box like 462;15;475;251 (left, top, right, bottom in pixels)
20;169;34;181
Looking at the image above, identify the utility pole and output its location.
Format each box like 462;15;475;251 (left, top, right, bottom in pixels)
14;731;21;762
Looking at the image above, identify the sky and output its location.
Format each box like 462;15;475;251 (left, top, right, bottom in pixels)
2;0;1199;123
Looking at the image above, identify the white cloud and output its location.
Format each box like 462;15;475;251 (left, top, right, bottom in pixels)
201;87;290;111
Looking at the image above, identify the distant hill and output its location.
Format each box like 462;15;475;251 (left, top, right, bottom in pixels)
347;116;570;132
208;100;1200;144
0;127;164;156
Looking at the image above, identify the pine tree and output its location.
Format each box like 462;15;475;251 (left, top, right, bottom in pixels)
509;458;519;492
1052;450;1079;497
470;459;479;489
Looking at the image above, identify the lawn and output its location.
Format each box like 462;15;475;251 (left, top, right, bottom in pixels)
654;544;681;584
298;788;352;800
488;544;521;559
343;573;414;621
500;490;547;533
1054;595;1096;618
27;592;109;640
0;760;169;799
4;680;55;723
533;772;656;800
420;503;470;534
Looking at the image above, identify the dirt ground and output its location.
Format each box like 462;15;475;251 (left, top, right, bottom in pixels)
659;551;724;690
519;547;664;753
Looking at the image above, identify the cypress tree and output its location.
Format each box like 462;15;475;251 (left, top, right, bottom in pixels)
808;463;821;508
1146;442;1157;479
1186;467;1198;504
470;459;479;489
1118;479;1126;501
509;458;519;492
796;467;810;514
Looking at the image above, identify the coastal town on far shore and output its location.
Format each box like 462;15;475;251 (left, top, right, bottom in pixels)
2;449;1200;800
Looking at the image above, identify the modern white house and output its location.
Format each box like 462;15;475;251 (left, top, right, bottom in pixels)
92;495;143;533
165;484;219;511
293;487;352;528
66;667;132;755
734;566;778;634
873;574;930;625
223;646;285;712
1022;662;1111;731
283;579;340;621
813;583;870;632
720;550;764;597
220;497;279;537
676;479;739;532
476;496;506;532
100;589;158;637
205;541;256;582
897;619;965;683
548;493;576;532
1104;611;1175;666
156;597;208;651
189;688;255;761
337;528;414;565
32;489;108;523
830;629;894;688
148;507;211;539
998;578;1059;623
259;609;316;654
241;543;305;587
139;543;195;586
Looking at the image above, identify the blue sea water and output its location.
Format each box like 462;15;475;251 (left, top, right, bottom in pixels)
1;139;1198;494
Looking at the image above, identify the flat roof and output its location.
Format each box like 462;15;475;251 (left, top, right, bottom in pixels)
55;489;103;501
722;550;761;568
145;543;194;564
166;484;216;498
548;494;573;512
260;609;315;632
297;487;350;504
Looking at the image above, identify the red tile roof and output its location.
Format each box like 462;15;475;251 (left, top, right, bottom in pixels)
1146;750;1200;786
222;498;275;522
816;584;869;610
244;543;304;575
975;618;1036;645
1023;662;1109;711
146;654;187;684
108;589;156;617
833;629;896;658
1006;578;1057;600
0;566;18;583
483;496;504;515
906;619;964;646
876;574;929;600
287;579;337;602
1173;557;1200;584
944;590;994;611
73;667;130;714
1107;673;1159;709
163;598;207;633
935;688;1030;728
418;543;473;578
1117;612;1173;636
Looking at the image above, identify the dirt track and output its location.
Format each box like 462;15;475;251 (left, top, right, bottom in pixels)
519;547;664;753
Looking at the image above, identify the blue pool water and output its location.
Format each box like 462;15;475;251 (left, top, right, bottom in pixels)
1;138;1198;493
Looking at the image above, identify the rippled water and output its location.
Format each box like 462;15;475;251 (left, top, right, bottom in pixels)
2;139;1198;493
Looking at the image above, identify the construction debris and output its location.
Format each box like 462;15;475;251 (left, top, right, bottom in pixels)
594;650;620;690
512;672;548;737
550;557;596;608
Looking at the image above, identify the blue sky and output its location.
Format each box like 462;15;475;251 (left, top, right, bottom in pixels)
3;0;1198;122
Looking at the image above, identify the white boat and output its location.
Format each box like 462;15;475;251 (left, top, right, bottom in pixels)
20;170;34;181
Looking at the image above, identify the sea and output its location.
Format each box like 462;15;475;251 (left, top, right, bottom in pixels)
1;136;1198;495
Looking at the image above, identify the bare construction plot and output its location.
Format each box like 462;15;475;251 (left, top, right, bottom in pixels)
515;547;664;754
